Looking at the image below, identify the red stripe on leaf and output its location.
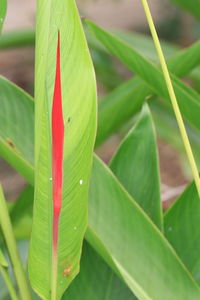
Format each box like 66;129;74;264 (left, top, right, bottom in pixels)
52;32;64;252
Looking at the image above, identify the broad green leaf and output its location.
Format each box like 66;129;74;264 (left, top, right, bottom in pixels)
1;35;200;180
29;1;97;299
164;182;200;284
1;37;200;158
0;76;34;185
64;242;136;300
1;25;200;299
0;0;6;33
13;155;200;299
1;78;200;299
0;28;120;92
170;0;200;20
110;104;162;229
88;156;200;299
86;20;200;133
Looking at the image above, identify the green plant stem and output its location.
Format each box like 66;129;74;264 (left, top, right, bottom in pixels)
0;265;19;300
0;185;32;300
140;0;200;197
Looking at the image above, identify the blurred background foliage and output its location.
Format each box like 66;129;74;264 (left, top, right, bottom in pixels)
0;0;200;207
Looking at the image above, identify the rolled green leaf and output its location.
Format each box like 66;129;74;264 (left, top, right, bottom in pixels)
28;1;97;299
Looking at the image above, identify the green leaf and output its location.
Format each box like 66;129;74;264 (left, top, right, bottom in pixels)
3;75;200;299
167;40;200;77
28;1;97;299
1;36;200;160
10;185;34;239
110;104;162;229
150;98;200;172
97;38;200;146
88;156;200;299
164;182;200;284
86;20;200;133
0;186;31;300
0;250;19;300
0;0;7;33
0;264;19;300
96;77;150;147
64;242;136;300
112;29;177;62
1;77;200;299
90;45;122;91
170;0;200;20
10;185;34;225
0;76;34;184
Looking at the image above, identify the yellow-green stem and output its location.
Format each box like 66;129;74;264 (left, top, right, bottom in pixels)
0;185;32;300
0;265;19;300
140;0;200;197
